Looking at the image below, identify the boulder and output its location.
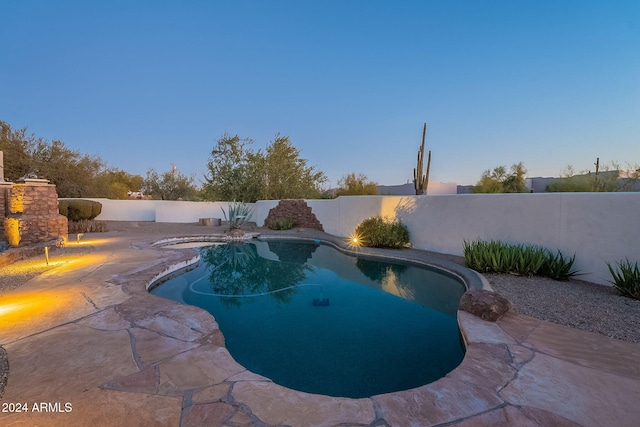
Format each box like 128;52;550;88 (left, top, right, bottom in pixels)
459;289;512;321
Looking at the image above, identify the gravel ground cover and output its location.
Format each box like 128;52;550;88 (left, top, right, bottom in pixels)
488;273;640;344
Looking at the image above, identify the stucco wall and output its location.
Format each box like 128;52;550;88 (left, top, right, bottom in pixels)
155;201;229;223
393;193;640;285
82;193;639;285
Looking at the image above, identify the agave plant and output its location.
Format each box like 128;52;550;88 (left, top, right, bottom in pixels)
543;250;580;280
513;245;547;276
607;259;640;300
222;202;254;230
463;239;581;280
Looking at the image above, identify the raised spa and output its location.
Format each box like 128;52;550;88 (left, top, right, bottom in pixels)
151;239;466;398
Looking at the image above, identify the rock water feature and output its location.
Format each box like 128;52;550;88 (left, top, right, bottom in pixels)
264;199;323;230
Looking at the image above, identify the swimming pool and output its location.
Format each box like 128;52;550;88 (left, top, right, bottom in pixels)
151;239;466;398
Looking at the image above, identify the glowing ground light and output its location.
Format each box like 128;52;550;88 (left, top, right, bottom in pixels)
73;237;114;246
348;231;363;247
0;303;21;316
0;290;77;326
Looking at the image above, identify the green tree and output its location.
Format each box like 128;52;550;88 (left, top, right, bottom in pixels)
95;168;144;199
1;120;105;197
0;120;33;180
472;162;528;193
143;167;199;200
336;173;378;196
502;162;528;193
262;134;327;200
203;133;327;202
202;133;255;201
1;120;166;198
31;139;105;197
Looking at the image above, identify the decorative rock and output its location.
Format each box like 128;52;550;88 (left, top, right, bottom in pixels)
459;289;512;321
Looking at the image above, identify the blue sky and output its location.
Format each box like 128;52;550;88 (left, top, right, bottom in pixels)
1;0;639;187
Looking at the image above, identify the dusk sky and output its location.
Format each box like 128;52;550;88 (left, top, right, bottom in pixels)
2;0;639;188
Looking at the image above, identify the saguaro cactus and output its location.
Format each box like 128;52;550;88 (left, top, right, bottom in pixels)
413;123;432;195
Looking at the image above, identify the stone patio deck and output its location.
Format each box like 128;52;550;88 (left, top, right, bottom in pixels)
1;223;639;426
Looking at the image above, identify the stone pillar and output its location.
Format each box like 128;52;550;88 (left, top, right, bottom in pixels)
3;179;68;247
0;181;11;242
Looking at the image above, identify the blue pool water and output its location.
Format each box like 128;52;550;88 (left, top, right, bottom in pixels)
151;240;466;398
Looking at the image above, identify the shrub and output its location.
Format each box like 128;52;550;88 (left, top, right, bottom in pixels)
463;239;580;280
59;199;102;221
68;220;109;234
354;216;410;249
607;259;640;300
268;217;295;230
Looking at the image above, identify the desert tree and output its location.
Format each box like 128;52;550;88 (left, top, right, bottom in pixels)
202;133;255;202
336;172;378;196
203;132;327;202
143;166;199;200
472;162;528;193
261;134;327;200
94;168;144;199
1;120;106;197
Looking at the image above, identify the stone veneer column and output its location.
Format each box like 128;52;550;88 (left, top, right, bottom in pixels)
0;182;10;242
3;179;68;247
